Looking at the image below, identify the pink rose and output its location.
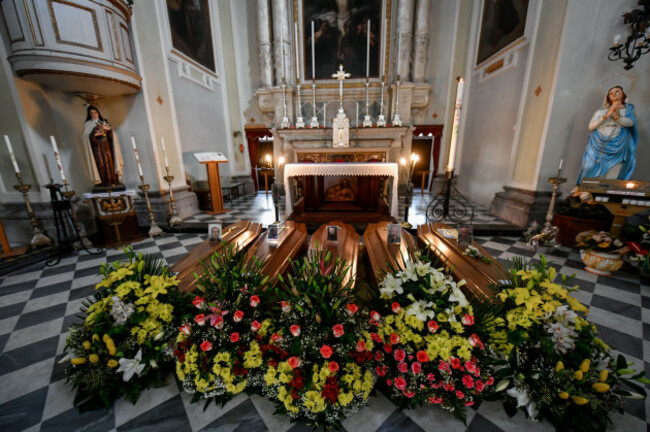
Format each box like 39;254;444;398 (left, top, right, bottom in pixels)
212;315;224;329
320;345;333;359
394;349;406;362
394;377;407;390
200;341;212;352
411;362;422;374
288;356;301;369
464;400;475;406
386;379;392;386
438;361;450;372
429;396;442;404
328;361;339;372
397;362;408;373
456;390;465;399
475;380;485;392
251;320;261;332
486;376;495;386
444;382;455;391
233;310;244;322
194;314;206;326
250;295;260;308
462;375;474;389
346;303;359;315
426;373;436;381
332;324;345;338
370;332;382;343
402;389;416;398
290;325;301;337
230;332;240;343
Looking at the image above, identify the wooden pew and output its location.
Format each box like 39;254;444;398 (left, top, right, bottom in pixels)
308;221;359;288
417;222;506;299
170;220;262;292
244;221;308;285
363;221;418;283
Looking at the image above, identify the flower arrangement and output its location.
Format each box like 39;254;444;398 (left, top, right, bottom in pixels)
174;244;271;407
489;256;649;432
623;215;650;272
575;230;625;253
462;245;493;264
260;250;374;430
369;252;495;421
63;248;191;410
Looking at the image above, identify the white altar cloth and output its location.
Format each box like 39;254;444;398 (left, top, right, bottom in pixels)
283;162;399;218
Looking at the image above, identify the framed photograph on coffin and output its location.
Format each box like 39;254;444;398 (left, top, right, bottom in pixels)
476;0;529;65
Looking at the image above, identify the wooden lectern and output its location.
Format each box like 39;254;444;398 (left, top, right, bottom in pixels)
196;152;231;215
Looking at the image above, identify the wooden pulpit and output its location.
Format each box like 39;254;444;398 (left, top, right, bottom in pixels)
200;159;231;215
308;221;359;288
363;221;418;283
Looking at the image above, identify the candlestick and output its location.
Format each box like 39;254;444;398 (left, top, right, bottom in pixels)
280;80;290;129
295;84;305;128
50;136;67;183
356;102;359;128
131;137;144;177
163;166;182;226
366;19;371;78
310;81;319;128
392;76;402;126
138;176;162;237
323;102;327;127
4;135;20;174
60;187;94;248
363;79;372;127
294;22;300;81
160;137;169;168
377;79;386;126
13;171;52;249
446;77;464;171
311;21;316;79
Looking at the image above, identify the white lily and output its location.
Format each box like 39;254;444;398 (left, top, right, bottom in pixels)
414;260;432;277
506;387;539;419
379;273;403;298
405;300;436;321
448;286;469;307
117;349;146;382
397;263;418;283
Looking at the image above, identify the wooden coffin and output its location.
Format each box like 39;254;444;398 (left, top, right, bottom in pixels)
244;221;308;285
363;221;418;283
417;222;506;298
170;220;262;292
308;221;360;288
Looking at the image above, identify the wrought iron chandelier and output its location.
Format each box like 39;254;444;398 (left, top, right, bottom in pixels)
608;0;650;70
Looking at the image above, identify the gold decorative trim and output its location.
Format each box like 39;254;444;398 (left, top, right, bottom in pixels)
16;69;141;91
105;9;121;61
119;22;132;63
24;0;45;46
2;0;26;43
89;0;131;19
9;46;135;67
48;0;103;52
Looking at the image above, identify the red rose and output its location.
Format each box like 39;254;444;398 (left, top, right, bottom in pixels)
200;341;212;352
194;314;206;326
411;362;422;374
386;379;392;386
376;366;386;376
390;333;400;345
429;396;442;404
461;314;475;325
391;302;401;313
230;332;240;343
383;344;393;353
271;333;283;342
328;361;339;372
438;360;450;372
370;310;381;321
251;320;262;332
288;356;301;369
475;380;485;392
179;324;191;335
212;315;224;329
427;373;436;381
416;350;429;363
346;303;359;315
250;295;260;307
468;333;484;350
465;400;475;406
320;345;333;359
192;296;205;308
462;374;474;389
427;320;439;333
233;310;244;322
464;360;477;374
394;377;407;390
444;382;455;391
402;389;416;398
332;324;345;338
290;325;301;337
450;357;461;369
356;340;366;352
281;301;291;312
456;390;465;399
374;351;384;362
486;376;495;386
394;349;406;362
397;362;408;373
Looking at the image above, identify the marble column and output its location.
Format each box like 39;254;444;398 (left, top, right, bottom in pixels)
412;0;430;82
256;0;273;88
396;0;415;80
271;0;291;85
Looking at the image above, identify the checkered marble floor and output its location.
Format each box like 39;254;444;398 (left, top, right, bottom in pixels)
1;231;648;431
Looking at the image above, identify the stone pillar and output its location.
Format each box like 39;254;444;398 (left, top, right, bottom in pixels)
396;0;415;80
271;0;291;85
412;0;430;82
256;0;273;88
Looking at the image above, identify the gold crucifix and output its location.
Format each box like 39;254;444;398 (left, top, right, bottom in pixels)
331;64;350;114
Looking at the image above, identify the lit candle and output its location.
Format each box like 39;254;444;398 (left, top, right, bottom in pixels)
400;157;406;166
366;19;371;78
613;34;621;46
50;135;67;183
311;21;316;80
160;137;169;168
4;135;20;174
131;136;144;177
558;158;563;171
446;77;465;171
294;22;300;81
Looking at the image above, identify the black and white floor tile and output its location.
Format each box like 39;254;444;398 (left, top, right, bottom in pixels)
1;193;648;431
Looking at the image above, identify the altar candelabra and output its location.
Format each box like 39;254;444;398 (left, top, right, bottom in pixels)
138;175;162;237
310;81;319;128
527;168;566;252
280;78;290;129
392;76;402;126
377;80;387;127
295;84;305;128
13;173;51;248
363;79;373;127
163;167;182;226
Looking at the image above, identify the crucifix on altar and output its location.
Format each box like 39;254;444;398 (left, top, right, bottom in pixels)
331;64;351;148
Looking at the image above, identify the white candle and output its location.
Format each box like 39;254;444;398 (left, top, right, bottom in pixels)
366;19;371;77
380;79;385;110
323;102;326;126
131;136;144;177
381;18;387;73
559;158;563;171
447;78;464;171
356;102;359;127
160;137;169;168
294;22;300;81
50;135;67;183
396;34;401;76
4;135;20;174
280;34;286;81
311;21;316;80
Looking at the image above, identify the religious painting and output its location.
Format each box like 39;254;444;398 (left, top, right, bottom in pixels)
324;177;357;202
167;0;215;71
303;0;383;80
476;0;529;65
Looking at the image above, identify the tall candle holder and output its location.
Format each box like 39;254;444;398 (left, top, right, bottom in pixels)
138;175;163;237
13;173;51;248
526;169;566;252
295;84;305;128
377;80;387;127
163;167;182;226
280;78;291;129
392;75;402;126
60;181;93;249
310;81;319;128
425;168;474;224
363;79;373;127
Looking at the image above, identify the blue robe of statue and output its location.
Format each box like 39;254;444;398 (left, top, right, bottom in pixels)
576;103;638;184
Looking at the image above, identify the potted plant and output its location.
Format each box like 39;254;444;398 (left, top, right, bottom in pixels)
575;231;628;276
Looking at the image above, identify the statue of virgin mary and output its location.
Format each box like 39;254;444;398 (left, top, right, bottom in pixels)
82;105;124;190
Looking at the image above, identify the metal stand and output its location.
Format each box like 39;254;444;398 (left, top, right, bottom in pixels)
426;168;474;224
527;170;566;252
164;168;182;226
401;182;414;228
45;183;102;266
138;176;162;237
13;173;51;249
271;183;284;224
